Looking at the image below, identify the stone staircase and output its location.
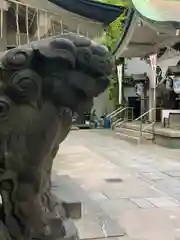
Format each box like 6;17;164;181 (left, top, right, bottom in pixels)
114;122;154;144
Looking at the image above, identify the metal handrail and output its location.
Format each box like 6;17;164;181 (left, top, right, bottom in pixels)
110;108;126;119
111;107;134;129
111;118;124;129
143;121;155;132
106;106;123;118
137;107;162;141
106;109;119;118
110;107;127;121
111;107;127;128
135;108;157;121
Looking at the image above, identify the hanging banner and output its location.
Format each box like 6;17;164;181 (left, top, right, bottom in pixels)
173;76;180;94
135;82;144;97
149;54;157;88
150;54;157;71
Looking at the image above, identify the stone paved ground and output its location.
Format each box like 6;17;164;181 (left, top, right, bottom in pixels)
53;129;180;240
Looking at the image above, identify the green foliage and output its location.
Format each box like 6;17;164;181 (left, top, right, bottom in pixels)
105;12;126;51
95;0;128;7
108;72;118;103
95;0;131;105
95;0;130;51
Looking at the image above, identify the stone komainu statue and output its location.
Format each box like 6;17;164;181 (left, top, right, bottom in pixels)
0;33;112;239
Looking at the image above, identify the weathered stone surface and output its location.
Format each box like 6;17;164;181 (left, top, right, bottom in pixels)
146;197;180;208
164;170;180;178
0;221;12;240
130;198;155;209
0;34;112;239
51;174;125;239
52;130;180;240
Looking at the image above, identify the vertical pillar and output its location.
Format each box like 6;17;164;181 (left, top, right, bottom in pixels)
15;3;20;46
0;7;7;51
60;20;63;34
45;11;48;37
140;83;145;117
117;64;123;105
149;55;157;122
0;0;8;45
77;24;80;35
38;10;50;38
25;6;29;44
0;0;9;51
36;9;40;40
0;8;3;38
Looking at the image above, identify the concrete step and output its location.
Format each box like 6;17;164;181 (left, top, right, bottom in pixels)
115;132;153;145
115;124;153;144
122;122;143;131
115;132;139;144
122;121;155;133
116;127;153;140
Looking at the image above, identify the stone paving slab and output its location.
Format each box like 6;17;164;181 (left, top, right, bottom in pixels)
89;191;108;201
99;238;143;240
146;197;180;208
75;216;104;239
52;174;125;239
99;199;138;219
117;208;180;240
138;172;167;181
163;170;180;178
130;198;155;209
150;179;180;201
101;182;162;199
53;130;180;240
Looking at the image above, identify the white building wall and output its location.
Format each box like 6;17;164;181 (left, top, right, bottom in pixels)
93;90;113;118
125;58;151;78
124;86;136;101
157;51;180;78
124;58;151;100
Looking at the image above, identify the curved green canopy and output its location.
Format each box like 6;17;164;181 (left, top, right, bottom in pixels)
132;0;180;22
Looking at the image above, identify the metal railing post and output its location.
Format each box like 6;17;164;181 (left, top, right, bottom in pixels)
135;107;163;142
139;116;143;143
132;107;134;121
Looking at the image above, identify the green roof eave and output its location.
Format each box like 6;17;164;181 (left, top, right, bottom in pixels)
113;3;180;59
132;0;180;23
112;8;137;57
